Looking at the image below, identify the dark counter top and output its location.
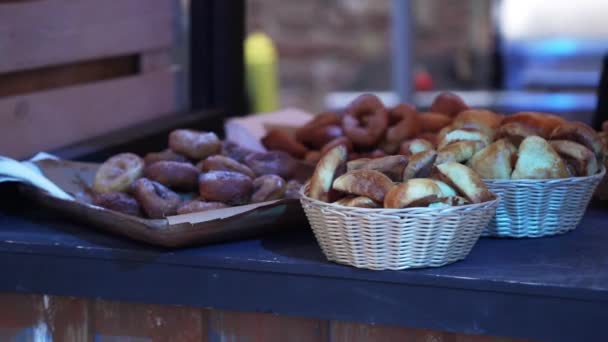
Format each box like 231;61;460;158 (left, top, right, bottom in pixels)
1;190;607;341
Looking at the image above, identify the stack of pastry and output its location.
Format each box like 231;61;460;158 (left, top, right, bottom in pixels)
305;144;494;209
91;130;303;219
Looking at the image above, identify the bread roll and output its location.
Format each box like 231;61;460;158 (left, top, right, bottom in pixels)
494;122;537;147
400;138;434;156
550;121;604;162
437;129;491;149
550;140;598;177
433;162;493;203
436;140;485;165
511;136;569;179
415;132;439;147
419;112;452;133
467;139;517;179
452;109;503;138
332;169;394;203
433;180;457;197
309;144;348;202
402;150;437;180
502;112;565;138
346;155;408;181
384;179;442;208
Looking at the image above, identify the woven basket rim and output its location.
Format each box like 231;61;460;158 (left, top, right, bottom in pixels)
299;182;499;215
482;166;606;185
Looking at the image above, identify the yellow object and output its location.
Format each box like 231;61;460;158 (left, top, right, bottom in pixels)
245;32;279;114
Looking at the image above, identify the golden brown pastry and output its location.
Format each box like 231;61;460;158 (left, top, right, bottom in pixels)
433;180;458;197
332;169;394;203
144;161;199;191
132;178;182;218
382;103;421;153
511;136;569;179
433;162;493;203
334;196;380;208
198;171;253;205
244;151;297;179
93;153;144;194
437;129;491;149
308;144;348;201
399;138;434;156
436;140;485;165
92;192;142;216
549;140;598;177
346;155;408;181
261;129;309;159
550;121;604;162
467;139;517;179
384;179;442;208
494;122;538;147
176;200;228;215
453;109;503;132
320;137;354;156
199;155;256;179
251;175;287;203
144;149;189;165
295;111;342;148
342;94;389;148
419;112;452;133
402;150;437;180
427;196;469;208
168;129;221;160
430;92;469;117
502;112;565;139
416;132;439;147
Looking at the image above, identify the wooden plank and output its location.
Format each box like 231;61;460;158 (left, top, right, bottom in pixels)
45;296;91;342
93;299;204;341
0;293;43;330
0;70;175;159
329;321;526;342
0;55;138;98
0;0;173;73
208;310;329;342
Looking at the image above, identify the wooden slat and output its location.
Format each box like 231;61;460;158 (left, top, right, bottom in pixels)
0;293;44;330
45;296;91;342
0;70;175;159
93;299;204;341
208;310;329;342
0;0;173;73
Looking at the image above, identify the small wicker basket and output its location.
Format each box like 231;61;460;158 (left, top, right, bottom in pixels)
482;167;606;238
595;161;608;200
299;184;499;270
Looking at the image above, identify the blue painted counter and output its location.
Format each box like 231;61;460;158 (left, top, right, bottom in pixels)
0;191;607;341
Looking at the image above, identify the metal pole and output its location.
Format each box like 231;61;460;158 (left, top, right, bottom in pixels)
391;0;414;103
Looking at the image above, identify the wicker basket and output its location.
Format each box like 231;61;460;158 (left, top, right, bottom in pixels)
482;167;606;238
595;160;608;200
299;184;499;270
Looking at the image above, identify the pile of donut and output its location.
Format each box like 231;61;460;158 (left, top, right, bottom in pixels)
91;130;303;219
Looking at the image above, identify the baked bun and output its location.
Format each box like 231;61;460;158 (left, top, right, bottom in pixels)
308;144;348;202
346;155;408;181
384;179;442;208
452;109;503;138
511;136;569;179
467;139;517;179
549;140;599;177
433;162;493;203
399;138;434;156
332;169;394;203
502;112;565;138
402;150;437;180
550;121;604;162
494;122;537;147
419;112;452;133
415;133;439;147
438;129;491;149
433;180;457;197
334;196;380;208
436;140;485;165
430;92;469;117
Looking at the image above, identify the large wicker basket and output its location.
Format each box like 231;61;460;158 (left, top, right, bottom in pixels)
482;167;606;238
299;184;500;270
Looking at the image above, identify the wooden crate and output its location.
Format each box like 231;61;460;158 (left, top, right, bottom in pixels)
0;0;178;159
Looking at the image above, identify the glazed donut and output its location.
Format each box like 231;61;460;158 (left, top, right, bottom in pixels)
143;161;199;191
261;129;309;159
342;94;389;148
295;112;343;149
320;137;354;156
382;103;421;153
144;149;189;165
221;141;254;163
176;200;228;215
430;92;469;117
199;171;253;205
132;178;182;219
284;179;303;199
251;175;287;203
419;112;452;133
199;155;256;179
244;151;297;179
168;129;221;160
92;192;141;216
93;153;144;194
